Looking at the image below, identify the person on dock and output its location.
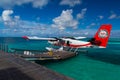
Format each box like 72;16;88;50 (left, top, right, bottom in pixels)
48;50;53;56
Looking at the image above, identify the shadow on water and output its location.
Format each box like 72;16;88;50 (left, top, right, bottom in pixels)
35;57;76;65
35;60;60;65
86;50;120;65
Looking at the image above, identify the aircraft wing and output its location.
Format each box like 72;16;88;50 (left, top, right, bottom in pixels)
62;36;86;40
22;36;57;40
74;37;86;39
22;36;86;41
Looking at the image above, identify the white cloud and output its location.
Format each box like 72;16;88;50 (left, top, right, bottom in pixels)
0;10;61;36
32;0;49;8
108;14;117;19
2;10;68;37
2;10;13;21
52;9;79;30
108;11;120;19
1;10;48;30
60;0;82;7
86;23;97;29
91;23;96;26
0;0;49;9
14;16;20;20
1;10;20;27
98;15;104;20
0;9;88;36
77;8;87;19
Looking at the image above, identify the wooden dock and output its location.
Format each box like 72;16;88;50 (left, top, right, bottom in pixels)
0;44;77;80
9;47;77;61
19;50;76;61
0;51;73;80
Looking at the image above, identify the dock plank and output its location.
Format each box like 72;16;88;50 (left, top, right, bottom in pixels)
0;51;73;80
20;51;76;60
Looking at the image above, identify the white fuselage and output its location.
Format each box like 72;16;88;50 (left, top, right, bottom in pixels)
48;38;92;48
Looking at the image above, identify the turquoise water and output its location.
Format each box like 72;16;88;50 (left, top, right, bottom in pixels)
0;37;120;80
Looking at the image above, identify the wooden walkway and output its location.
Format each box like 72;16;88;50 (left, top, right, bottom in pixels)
20;50;76;61
0;51;73;80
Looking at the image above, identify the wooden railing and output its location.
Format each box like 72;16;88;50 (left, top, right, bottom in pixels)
0;44;9;52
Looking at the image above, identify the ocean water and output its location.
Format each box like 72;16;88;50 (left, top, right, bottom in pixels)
0;37;120;80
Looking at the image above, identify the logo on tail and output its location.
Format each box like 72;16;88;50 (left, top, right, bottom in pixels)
90;24;112;48
98;30;108;38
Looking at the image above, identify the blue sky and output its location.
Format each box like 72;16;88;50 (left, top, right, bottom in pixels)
0;0;120;37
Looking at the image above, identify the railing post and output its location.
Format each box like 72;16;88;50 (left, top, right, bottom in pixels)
1;44;3;51
4;44;8;53
0;44;1;50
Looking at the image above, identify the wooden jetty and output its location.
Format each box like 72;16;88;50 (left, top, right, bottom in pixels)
20;50;76;61
0;51;73;80
0;44;77;80
9;47;77;61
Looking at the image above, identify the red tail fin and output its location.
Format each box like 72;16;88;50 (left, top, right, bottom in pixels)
91;24;112;48
94;24;112;48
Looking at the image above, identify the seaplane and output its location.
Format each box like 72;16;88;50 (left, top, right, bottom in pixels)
22;24;112;53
